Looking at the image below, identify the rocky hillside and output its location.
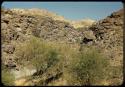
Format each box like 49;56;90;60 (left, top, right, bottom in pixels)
10;8;66;21
1;7;123;86
1;8;84;71
88;9;123;66
1;8;84;44
79;9;124;85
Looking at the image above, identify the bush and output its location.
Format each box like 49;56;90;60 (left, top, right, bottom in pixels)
15;36;60;74
2;68;15;86
106;65;123;85
15;36;112;86
66;47;110;85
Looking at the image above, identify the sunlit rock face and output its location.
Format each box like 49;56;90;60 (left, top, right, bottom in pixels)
87;9;123;66
10;8;66;21
71;19;95;28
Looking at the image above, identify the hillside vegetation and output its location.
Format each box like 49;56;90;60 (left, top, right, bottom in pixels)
1;7;123;86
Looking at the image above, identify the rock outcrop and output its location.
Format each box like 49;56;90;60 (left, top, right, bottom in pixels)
1;8;84;69
1;8;84;44
83;9;124;66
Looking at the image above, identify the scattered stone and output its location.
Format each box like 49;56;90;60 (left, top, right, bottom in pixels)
3;44;15;54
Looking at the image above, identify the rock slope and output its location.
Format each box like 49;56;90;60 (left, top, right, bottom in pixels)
81;9;123;66
1;7;123;85
79;9;123;85
1;8;84;69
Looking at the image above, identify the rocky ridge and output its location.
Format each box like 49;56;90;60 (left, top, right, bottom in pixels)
81;9;123;66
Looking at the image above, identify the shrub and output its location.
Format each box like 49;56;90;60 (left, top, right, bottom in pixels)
15;36;60;74
66;47;110;85
2;68;15;86
106;65;123;85
15;36;111;86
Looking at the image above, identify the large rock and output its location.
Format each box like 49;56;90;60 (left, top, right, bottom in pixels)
89;9;123;47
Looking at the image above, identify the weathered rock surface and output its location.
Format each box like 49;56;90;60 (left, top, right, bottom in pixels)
1;8;83;44
86;9;123;66
1;8;84;70
1;7;123;85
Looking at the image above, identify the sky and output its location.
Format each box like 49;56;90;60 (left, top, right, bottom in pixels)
2;2;123;21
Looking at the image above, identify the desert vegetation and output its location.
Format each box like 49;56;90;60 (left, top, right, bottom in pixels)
66;48;109;85
12;36;122;86
1;7;123;86
2;66;15;86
